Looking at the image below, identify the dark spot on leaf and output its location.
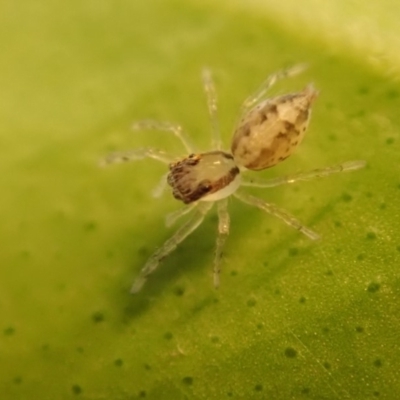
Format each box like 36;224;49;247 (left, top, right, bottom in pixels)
357;254;365;261
288;247;299;256
106;250;114;259
373;359;383;368
164;332;173;340
254;384;263;391
387;89;399;99
84;221;97;231
13;376;22;385
247;299;256;307
373;391;380;397
144;363;151;371
114;359;123;367
211;336;219;344
341;192;352;202
350;109;365;118
367;282;380;293
139;390;146;397
72;385;82;395
386;137;394;145
182;376;193;385
92;311;105;323
20;250;30;258
284;347;297;358
76;347;84;354
301;387;310;395
230;270;238;276
41;343;50;351
138;246;148;257
322;327;330;334
357;86;369;95
334;221;342;228
299;297;306;304
328;133;337;141
323;362;331;369
366;232;377;240
356;326;364;333
173;286;185;296
379;203;386;210
4;327;15;336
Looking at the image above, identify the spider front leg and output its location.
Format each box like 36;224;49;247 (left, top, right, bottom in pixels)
241;64;308;113
100;147;175;166
165;203;198;227
132;120;196;154
202;68;222;150
131;202;213;293
214;199;230;288
234;191;320;241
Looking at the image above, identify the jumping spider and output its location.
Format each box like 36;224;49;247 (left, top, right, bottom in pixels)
102;65;365;293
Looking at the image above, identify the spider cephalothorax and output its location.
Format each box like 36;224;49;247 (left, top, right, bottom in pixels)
168;152;240;204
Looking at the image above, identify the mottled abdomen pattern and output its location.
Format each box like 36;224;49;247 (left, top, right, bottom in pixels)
231;85;318;171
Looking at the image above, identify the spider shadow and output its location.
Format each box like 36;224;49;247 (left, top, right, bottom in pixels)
111;187;340;324
111;213;220;322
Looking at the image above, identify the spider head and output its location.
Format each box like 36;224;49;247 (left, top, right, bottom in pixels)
167;151;240;204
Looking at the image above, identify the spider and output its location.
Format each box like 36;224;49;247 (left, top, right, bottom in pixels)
102;65;366;293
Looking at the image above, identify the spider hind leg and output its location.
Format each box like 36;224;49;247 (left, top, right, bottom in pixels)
234;191;320;241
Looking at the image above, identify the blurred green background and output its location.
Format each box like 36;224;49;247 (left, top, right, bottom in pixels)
1;0;400;398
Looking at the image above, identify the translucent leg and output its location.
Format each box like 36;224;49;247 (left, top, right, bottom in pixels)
242;64;308;112
234;191;320;241
132;120;195;154
202;68;222;150
152;172;169;198
165;203;197;227
241;160;367;188
100;147;174;166
131;202;213;293
214;199;230;288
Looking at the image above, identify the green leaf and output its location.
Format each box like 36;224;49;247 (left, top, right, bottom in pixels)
1;1;399;398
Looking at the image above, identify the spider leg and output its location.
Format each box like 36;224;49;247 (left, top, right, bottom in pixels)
131;202;213;293
100;147;175;166
234;191;320;241
241;160;366;188
151;172;169;198
214;199;230;288
202;68;222;150
241;64;308;112
165;203;197;227
132;120;196;154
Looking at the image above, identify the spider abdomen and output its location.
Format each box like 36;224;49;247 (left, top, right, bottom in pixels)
231;84;318;171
